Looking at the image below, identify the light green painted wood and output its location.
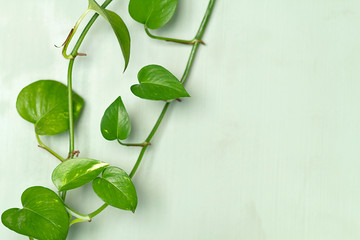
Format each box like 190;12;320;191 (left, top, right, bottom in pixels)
1;0;360;239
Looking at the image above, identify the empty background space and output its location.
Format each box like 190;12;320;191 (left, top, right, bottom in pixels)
1;0;360;239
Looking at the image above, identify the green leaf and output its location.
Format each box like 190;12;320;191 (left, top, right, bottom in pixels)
88;0;130;71
101;97;131;141
93;167;137;212
16;80;84;136
129;0;178;29
131;65;190;101
52;158;109;191
1;186;69;240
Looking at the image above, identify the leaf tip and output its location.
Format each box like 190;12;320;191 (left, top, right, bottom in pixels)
123;64;129;73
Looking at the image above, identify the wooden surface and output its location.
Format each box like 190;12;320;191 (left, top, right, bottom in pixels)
1;0;360;239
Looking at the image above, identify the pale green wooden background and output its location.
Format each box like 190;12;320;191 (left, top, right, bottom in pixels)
1;0;360;239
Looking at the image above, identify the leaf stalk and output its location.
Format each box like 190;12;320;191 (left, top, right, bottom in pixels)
117;139;151;147
145;27;205;45
36;134;64;162
62;9;91;59
65;203;109;226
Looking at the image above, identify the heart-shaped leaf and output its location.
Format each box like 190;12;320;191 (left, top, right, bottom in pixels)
88;0;130;71
52;158;109;191
93;167;137;212
101;97;131;141
129;0;178;29
131;65;190;101
1;186;69;240
16;80;84;136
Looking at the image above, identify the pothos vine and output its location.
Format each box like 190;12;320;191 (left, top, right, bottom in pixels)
1;0;216;239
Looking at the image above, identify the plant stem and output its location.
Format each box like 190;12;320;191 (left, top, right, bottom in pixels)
36;134;64;161
65;203;108;225
195;0;216;41
117;139;150;147
70;218;88;226
145;27;204;45
145;103;171;143
129;102;170;178
65;204;91;221
67;59;75;158
129;146;147;179
129;0;216;178
180;42;199;85
88;203;109;218
29;237;34;240
66;0;114;158
60;191;67;201
182;0;216;85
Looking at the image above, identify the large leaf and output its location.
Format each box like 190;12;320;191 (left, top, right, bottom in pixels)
16;80;84;136
129;0;178;29
1;186;69;240
93;167;137;212
101;97;131;141
88;0;130;71
131;65;190;100
52;158;109;191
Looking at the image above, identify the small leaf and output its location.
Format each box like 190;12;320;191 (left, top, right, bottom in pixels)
1;186;69;240
101;97;131;141
52;158;109;191
16;80;84;136
129;0;178;29
131;65;190;100
88;0;130;71
93;167;137;212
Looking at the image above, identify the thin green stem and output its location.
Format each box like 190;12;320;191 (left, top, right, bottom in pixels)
67;59;75;158
145;27;204;45
145;103;171;143
29;237;34;240
36;134;64;161
182;0;216;85
180;42;199;85
65;203;108;225
195;0;216;40
129;102;170;178
65;204;91;221
129;0;216;178
70;218;88;226
60;191;67;201
88;203;109;218
117;139;150;147
69;218;86;226
129;145;148;179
